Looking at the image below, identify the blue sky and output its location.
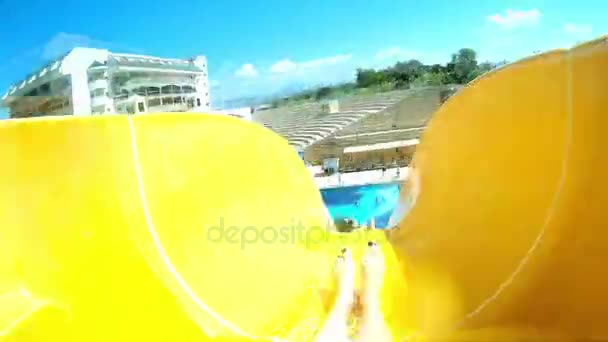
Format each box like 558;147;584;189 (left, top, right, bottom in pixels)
0;0;605;116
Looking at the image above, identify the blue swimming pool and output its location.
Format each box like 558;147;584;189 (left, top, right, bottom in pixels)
320;182;401;228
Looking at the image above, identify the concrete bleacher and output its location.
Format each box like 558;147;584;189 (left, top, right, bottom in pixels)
253;85;461;170
305;86;458;164
252;90;411;149
335;87;443;136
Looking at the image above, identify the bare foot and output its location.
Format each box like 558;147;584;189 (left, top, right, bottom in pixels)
362;242;385;304
315;248;355;342
357;242;392;342
335;248;356;308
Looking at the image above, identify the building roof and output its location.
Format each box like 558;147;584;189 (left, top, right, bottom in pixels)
343;139;419;154
2;58;64;102
108;55;203;73
88;61;106;68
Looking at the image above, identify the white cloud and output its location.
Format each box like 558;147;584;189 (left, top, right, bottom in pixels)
234;63;258;77
487;9;541;29
214;54;356;103
269;54;352;73
42;32;142;60
42;33;94;59
300;54;352;69
563;23;593;36
374;47;420;61
270;59;297;73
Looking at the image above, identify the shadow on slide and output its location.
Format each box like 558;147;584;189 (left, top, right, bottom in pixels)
1;36;607;341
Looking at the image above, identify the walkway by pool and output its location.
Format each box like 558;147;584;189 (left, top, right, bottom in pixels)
314;167;409;189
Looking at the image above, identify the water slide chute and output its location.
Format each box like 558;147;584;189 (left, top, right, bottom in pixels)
1;37;607;340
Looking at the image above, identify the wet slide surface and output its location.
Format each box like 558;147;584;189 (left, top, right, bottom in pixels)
1;36;608;341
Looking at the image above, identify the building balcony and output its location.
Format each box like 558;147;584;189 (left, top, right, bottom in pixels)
88;79;108;90
147;103;191;112
91;96;109;107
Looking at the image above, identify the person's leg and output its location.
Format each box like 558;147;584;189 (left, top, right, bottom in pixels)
357;242;392;342
314;248;355;342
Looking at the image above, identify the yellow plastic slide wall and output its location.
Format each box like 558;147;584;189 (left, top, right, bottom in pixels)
0;36;607;341
390;36;608;340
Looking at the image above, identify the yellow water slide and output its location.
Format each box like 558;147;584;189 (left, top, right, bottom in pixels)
0;37;607;341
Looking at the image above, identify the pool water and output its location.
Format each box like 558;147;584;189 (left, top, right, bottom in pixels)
320;182;401;228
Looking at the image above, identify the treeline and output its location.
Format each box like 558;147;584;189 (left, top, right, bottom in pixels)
273;48;504;106
356;48;500;88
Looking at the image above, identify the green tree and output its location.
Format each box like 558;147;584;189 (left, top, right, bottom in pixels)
271;47;504;105
315;86;333;100
430;64;446;73
393;59;423;75
468;61;495;80
356;69;387;88
478;61;495;71
426;72;450;86
387;59;423;87
450;48;478;84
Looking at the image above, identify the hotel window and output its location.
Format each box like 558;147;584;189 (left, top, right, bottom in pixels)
125;103;135;114
160;84;180;94
147;87;160;95
89;73;104;82
148;98;161;107
116;89;129;100
196;98;201;107
90;88;105;98
39;83;50;95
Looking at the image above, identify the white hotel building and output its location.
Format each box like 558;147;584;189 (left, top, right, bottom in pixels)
1;47;210;118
